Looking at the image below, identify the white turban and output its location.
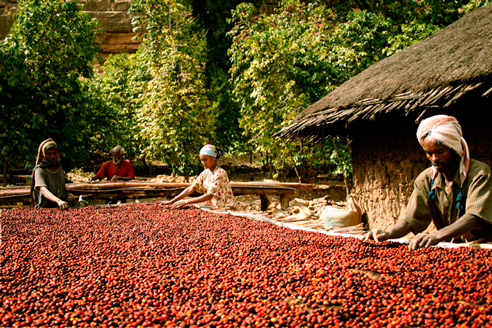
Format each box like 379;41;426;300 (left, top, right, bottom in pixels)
200;144;217;158
416;115;470;184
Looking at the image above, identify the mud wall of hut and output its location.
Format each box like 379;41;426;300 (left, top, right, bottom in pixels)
350;121;426;231
349;106;492;232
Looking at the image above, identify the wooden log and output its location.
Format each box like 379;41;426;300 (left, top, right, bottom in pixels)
407;96;424;113
0;196;31;205
415;107;429;123
393;91;414;99
68;181;313;191
0;187;30;197
482;86;492;97
232;181;314;191
443;90;465;108
0;183;299;209
232;187;296;195
0;175;31;182
422;87;447;105
67;181;191;190
443;83;483;108
74;189;189;200
0;181;308;196
0;186;296;199
420;87;442;106
280;194;290;209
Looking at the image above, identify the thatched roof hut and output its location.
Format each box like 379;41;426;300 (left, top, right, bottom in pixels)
277;4;492;141
277;4;492;231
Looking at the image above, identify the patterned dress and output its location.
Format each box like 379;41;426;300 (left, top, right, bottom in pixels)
192;167;235;208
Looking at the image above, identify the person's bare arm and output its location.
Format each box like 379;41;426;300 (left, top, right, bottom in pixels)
39;186;68;210
409;214;482;250
364;219;413;243
161;186;196;206
172;193;214;209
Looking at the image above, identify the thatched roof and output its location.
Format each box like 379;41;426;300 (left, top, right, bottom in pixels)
277;4;492;141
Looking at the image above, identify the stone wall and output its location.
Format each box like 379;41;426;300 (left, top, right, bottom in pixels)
0;0;16;38
1;0;279;57
0;0;139;56
81;0;139;56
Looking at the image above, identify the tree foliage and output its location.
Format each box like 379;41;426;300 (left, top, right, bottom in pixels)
0;0;100;180
228;0;334;155
226;0;483;179
130;0;213;179
325;10;440;90
3;0;490;182
357;0;486;26
83;52;152;168
186;0;265;155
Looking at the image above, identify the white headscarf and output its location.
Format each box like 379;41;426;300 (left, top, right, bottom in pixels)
416;115;470;184
199;144;224;159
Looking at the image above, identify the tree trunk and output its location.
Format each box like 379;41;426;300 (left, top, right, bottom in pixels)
288;148;302;183
141;154;148;174
353;0;373;12
332;139;350;196
2;159;7;187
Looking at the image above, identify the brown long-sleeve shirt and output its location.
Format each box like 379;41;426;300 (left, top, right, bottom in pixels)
402;159;492;238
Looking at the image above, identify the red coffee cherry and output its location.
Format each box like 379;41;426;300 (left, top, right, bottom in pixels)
1;204;491;327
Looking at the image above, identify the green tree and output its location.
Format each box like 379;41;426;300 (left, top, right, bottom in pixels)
130;0;213;180
186;0;264;155
228;0;334;156
227;0;445;180
324;10;440;91
83;52;152;170
316;0;490;26
353;0;486;26
0;0;100;185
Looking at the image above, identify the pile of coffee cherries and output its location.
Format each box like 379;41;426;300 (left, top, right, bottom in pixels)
1;203;491;327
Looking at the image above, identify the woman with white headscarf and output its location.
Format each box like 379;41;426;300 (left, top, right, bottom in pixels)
161;144;235;209
364;115;492;250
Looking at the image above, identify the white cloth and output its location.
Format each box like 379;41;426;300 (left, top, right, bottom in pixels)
416;115;470;184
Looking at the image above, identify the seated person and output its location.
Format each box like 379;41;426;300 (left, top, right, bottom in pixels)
31;138;78;209
364;115;492;250
89;146;135;182
162;144;235;209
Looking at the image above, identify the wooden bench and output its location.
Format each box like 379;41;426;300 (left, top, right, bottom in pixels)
0;181;313;210
231;184;297;210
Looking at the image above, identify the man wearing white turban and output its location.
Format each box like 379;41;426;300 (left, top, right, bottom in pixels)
365;115;492;250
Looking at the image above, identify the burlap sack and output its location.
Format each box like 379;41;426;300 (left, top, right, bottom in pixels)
320;196;361;230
